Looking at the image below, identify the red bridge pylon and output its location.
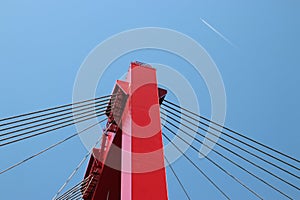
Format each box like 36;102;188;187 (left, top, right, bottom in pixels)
82;62;169;200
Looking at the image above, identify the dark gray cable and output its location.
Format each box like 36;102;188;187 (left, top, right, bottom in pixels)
161;108;300;189
164;100;300;164
0;110;108;147
162;131;230;200
0;118;106;175
0;95;111;124
165;155;191;200
162;116;291;199
0;97;112;133
162;102;300;171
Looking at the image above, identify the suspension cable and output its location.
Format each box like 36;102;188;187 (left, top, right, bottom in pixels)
162;102;300;171
0;95;111;123
0;96;113;132
161;108;300;190
162;131;230;200
0;97;112;133
165;155;191;200
0;103;109;139
164;100;300;164
53;122;112;199
56;175;91;200
162;116;292;199
161;106;300;179
0;109;108;147
0;118;106;175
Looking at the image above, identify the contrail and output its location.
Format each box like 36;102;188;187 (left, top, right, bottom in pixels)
201;18;236;47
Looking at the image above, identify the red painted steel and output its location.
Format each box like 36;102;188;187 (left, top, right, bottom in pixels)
83;62;168;200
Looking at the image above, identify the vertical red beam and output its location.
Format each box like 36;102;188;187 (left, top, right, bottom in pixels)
121;62;168;200
83;62;168;200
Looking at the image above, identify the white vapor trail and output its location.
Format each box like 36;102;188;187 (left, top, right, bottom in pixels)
201;18;236;47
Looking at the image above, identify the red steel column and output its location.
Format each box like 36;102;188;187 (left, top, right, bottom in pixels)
121;62;168;200
82;62;168;200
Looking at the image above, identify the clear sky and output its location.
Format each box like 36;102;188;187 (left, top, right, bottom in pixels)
0;0;299;199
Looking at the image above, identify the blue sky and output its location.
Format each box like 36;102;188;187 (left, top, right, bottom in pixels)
0;0;299;199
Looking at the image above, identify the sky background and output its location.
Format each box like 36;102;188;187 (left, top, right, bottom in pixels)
0;0;300;199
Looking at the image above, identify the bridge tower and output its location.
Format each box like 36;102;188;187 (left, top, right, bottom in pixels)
82;62;169;200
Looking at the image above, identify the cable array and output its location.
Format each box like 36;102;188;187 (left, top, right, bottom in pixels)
54;123;113;200
165;156;191;200
163;126;260;199
164;100;300;165
55;175;92;200
0;95;113;199
0;95;113;147
1;95;299;199
0;118;107;175
161;100;300;199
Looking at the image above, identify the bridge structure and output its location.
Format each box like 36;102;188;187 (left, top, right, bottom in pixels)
0;62;299;199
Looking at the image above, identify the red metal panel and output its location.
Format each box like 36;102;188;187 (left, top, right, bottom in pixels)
127;62;168;200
